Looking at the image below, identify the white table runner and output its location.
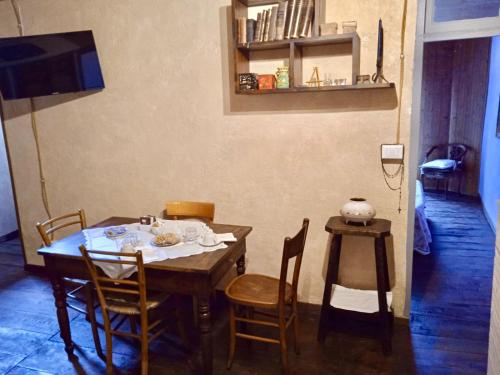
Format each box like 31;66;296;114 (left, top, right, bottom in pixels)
83;220;235;278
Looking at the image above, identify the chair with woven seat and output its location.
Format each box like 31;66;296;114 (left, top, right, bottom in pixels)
79;245;175;375
165;201;215;222
225;218;309;374
36;209;102;354
420;143;468;198
165;201;217;324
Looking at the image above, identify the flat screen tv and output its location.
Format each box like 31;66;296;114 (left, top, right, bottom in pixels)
0;30;105;100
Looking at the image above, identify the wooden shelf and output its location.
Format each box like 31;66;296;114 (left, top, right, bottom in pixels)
239;0;280;6
231;0;396;100
237;33;359;51
236;83;395;95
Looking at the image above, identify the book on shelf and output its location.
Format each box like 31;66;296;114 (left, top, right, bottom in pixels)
284;0;298;39
290;0;305;39
261;9;269;42
298;0;314;38
246;18;256;43
254;13;262;42
263;9;272;42
268;6;279;42
237;17;246;44
275;1;288;41
242;0;309;44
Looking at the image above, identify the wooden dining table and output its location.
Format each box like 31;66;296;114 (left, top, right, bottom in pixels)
37;217;253;374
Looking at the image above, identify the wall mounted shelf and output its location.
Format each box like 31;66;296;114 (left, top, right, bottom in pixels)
236;82;395;95
231;0;395;95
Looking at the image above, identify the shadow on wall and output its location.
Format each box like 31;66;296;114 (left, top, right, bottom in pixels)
219;6;398;114
321;233;396;290
1;90;97;121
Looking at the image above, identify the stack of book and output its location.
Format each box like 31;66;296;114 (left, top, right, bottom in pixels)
236;0;314;44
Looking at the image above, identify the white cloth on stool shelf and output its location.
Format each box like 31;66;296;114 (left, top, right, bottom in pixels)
330;284;392;314
82;220;235;279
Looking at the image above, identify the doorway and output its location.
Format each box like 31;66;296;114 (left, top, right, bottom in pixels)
408;31;499;374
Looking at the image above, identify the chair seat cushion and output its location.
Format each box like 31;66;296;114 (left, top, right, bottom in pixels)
421;159;456;171
106;292;170;315
225;274;293;308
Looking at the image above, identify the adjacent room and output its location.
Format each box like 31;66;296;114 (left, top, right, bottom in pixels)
0;1;499;374
411;35;499;374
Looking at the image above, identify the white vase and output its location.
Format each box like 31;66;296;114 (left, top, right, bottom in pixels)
340;198;376;226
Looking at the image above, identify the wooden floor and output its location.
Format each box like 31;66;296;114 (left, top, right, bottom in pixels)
0;193;494;374
411;191;495;374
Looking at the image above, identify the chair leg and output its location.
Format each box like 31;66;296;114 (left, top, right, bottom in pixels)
130;316;137;335
227;303;236;369
103;316;113;375
140;315;149;375
292;299;300;355
279;315;289;374
174;294;190;348
84;282;103;358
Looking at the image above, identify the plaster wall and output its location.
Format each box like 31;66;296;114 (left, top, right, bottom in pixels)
480;36;500;231
0;0;417;316
0;116;17;237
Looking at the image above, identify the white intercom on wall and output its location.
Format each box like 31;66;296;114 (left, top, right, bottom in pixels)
381;144;404;164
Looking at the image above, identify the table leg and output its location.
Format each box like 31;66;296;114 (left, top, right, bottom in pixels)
318;234;342;343
198;295;212;375
375;237;392;354
50;275;75;358
236;254;245;276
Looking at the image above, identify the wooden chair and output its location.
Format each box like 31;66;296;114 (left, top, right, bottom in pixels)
225;218;309;374
165;201;215;222
79;245;173;375
165;201;216;323
420;143;468;198
36;210;102;354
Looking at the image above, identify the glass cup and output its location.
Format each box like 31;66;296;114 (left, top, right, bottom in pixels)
323;73;333;86
183;226;199;244
201;231;217;246
120;233;139;252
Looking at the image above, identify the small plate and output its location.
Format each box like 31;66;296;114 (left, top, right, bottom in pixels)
104;226;127;239
150;239;180;247
198;241;223;247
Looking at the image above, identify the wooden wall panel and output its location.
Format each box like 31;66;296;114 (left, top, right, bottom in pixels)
419;42;454;166
449;38;491;196
419;37;491;196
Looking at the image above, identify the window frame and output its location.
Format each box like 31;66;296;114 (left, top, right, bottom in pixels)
425;0;500;42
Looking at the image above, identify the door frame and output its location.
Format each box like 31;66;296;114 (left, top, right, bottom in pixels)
404;0;500;316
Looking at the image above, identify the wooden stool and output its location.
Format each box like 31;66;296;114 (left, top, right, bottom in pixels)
317;216;393;353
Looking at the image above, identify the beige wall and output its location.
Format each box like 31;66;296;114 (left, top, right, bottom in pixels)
0;0;416;317
488;204;500;374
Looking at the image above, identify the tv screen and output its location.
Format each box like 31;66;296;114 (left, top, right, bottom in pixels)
0;30;105;100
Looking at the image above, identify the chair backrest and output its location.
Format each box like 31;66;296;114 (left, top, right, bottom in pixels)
426;143;468;166
278;218;309;309
165;201;215;222
79;245;147;317
36;209;87;246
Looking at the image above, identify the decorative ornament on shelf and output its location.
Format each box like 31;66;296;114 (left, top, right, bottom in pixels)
257;74;276;90
342;21;357;34
340;198;376;226
320;22;338;36
275;66;289;89
306;67;323;88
